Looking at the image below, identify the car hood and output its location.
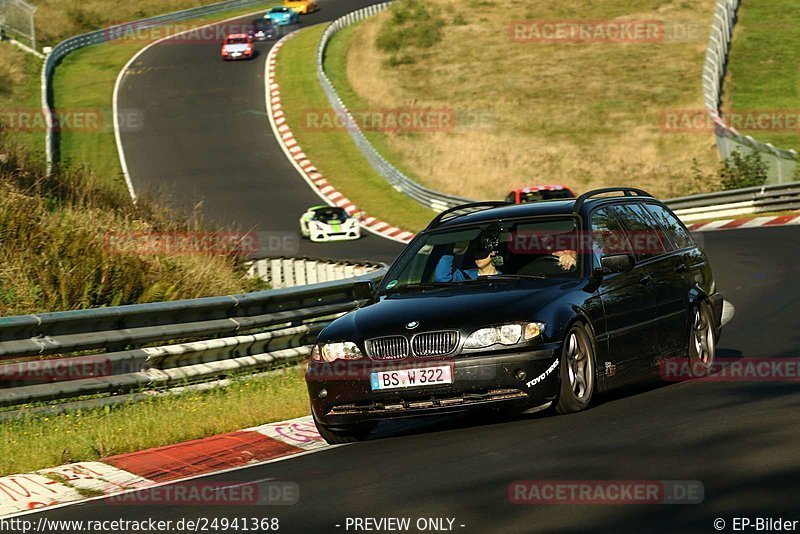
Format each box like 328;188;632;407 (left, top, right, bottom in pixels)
223;44;250;52
322;280;578;341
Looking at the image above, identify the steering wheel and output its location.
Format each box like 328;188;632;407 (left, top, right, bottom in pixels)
519;254;564;276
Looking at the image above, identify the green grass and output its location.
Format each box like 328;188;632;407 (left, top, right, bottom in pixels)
0;369;309;476
276;25;436;232
725;1;800;150
0;44;47;163
52;5;275;194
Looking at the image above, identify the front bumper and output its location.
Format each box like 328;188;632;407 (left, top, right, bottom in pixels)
309;230;360;242
306;346;560;428
222;52;252;60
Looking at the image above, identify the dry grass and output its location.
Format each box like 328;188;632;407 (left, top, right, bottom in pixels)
31;0;236;46
341;0;721;200
0;138;266;316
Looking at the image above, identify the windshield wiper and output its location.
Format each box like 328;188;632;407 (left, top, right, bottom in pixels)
382;282;453;294
482;274;547;280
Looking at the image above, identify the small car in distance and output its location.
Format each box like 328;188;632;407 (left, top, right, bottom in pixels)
300;206;361;242
506;185;576;204
266;6;300;26
284;0;318;14
250;19;277;41
220;34;254;61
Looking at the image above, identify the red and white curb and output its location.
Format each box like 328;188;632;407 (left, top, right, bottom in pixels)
686;213;800;232
265;33;415;244
0;416;333;517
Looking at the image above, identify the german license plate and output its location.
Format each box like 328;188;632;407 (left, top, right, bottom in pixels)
370;366;452;391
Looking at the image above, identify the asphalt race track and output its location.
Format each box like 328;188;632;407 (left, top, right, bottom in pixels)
116;0;402;263
29;226;800;532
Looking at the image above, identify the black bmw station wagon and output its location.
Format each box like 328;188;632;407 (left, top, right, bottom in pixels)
305;188;724;443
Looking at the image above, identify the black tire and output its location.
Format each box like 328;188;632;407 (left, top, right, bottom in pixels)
312;412;375;444
688;300;717;377
555;322;596;414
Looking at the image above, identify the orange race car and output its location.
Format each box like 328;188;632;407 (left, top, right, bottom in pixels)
283;0;318;15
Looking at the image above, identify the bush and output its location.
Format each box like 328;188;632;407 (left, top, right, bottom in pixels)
718;150;768;190
377;0;445;64
0;135;266;316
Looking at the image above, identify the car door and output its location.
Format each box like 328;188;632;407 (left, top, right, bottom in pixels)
590;205;659;380
642;202;699;352
616;203;687;361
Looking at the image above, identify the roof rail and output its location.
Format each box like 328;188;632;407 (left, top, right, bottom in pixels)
426;201;512;230
572;187;653;213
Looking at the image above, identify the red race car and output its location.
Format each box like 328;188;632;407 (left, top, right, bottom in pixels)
505;184;576;204
221;34;255;61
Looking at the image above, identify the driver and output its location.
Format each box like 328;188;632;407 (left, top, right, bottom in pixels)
434;243;499;282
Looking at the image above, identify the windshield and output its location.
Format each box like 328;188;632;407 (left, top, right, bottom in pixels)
519;189;574;203
380;217;582;292
313;207;349;223
225;37;248;44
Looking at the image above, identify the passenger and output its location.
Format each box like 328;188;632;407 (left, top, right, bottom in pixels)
434;244;499;282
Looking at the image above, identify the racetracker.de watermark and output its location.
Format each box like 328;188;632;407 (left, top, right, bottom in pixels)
106;480;299;506
103;231;299;258
0;108;143;133
662;109;800;133
509;480;704;504
508;230;667;255
0;355;115;384
102;22;266;45
509;20;704;43
660;358;800;382
302;108;454;133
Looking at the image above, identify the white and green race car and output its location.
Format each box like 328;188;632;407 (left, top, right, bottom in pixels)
300;206;361;242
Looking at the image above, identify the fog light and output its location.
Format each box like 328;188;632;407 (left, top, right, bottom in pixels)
515;370;526;381
318;389;327;399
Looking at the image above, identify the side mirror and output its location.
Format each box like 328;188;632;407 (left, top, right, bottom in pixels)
600;253;634;274
352;280;375;300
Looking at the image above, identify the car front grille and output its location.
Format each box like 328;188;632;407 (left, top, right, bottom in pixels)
412;331;459;357
366;336;409;360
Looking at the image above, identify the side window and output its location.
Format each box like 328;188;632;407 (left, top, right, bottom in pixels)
505;192;517;204
590;207;633;269
614;204;668;261
644;203;696;250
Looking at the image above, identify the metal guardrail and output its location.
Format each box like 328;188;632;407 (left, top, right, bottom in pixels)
316;3;473;212
41;0;267;174
666;181;800;221
0;269;386;415
702;0;798;183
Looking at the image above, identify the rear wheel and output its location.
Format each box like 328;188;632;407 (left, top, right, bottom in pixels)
688;301;716;377
555;323;596;414
312;412;375;444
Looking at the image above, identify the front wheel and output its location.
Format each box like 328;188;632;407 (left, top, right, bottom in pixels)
688;301;716;377
555;323;596;414
312;412;375;444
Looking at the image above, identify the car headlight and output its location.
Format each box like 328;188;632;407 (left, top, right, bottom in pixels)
311;342;363;362
463;322;545;349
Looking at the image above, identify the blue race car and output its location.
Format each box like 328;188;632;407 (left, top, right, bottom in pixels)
266;6;300;26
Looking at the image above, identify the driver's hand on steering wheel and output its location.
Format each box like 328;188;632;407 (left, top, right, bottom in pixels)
552;249;577;271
